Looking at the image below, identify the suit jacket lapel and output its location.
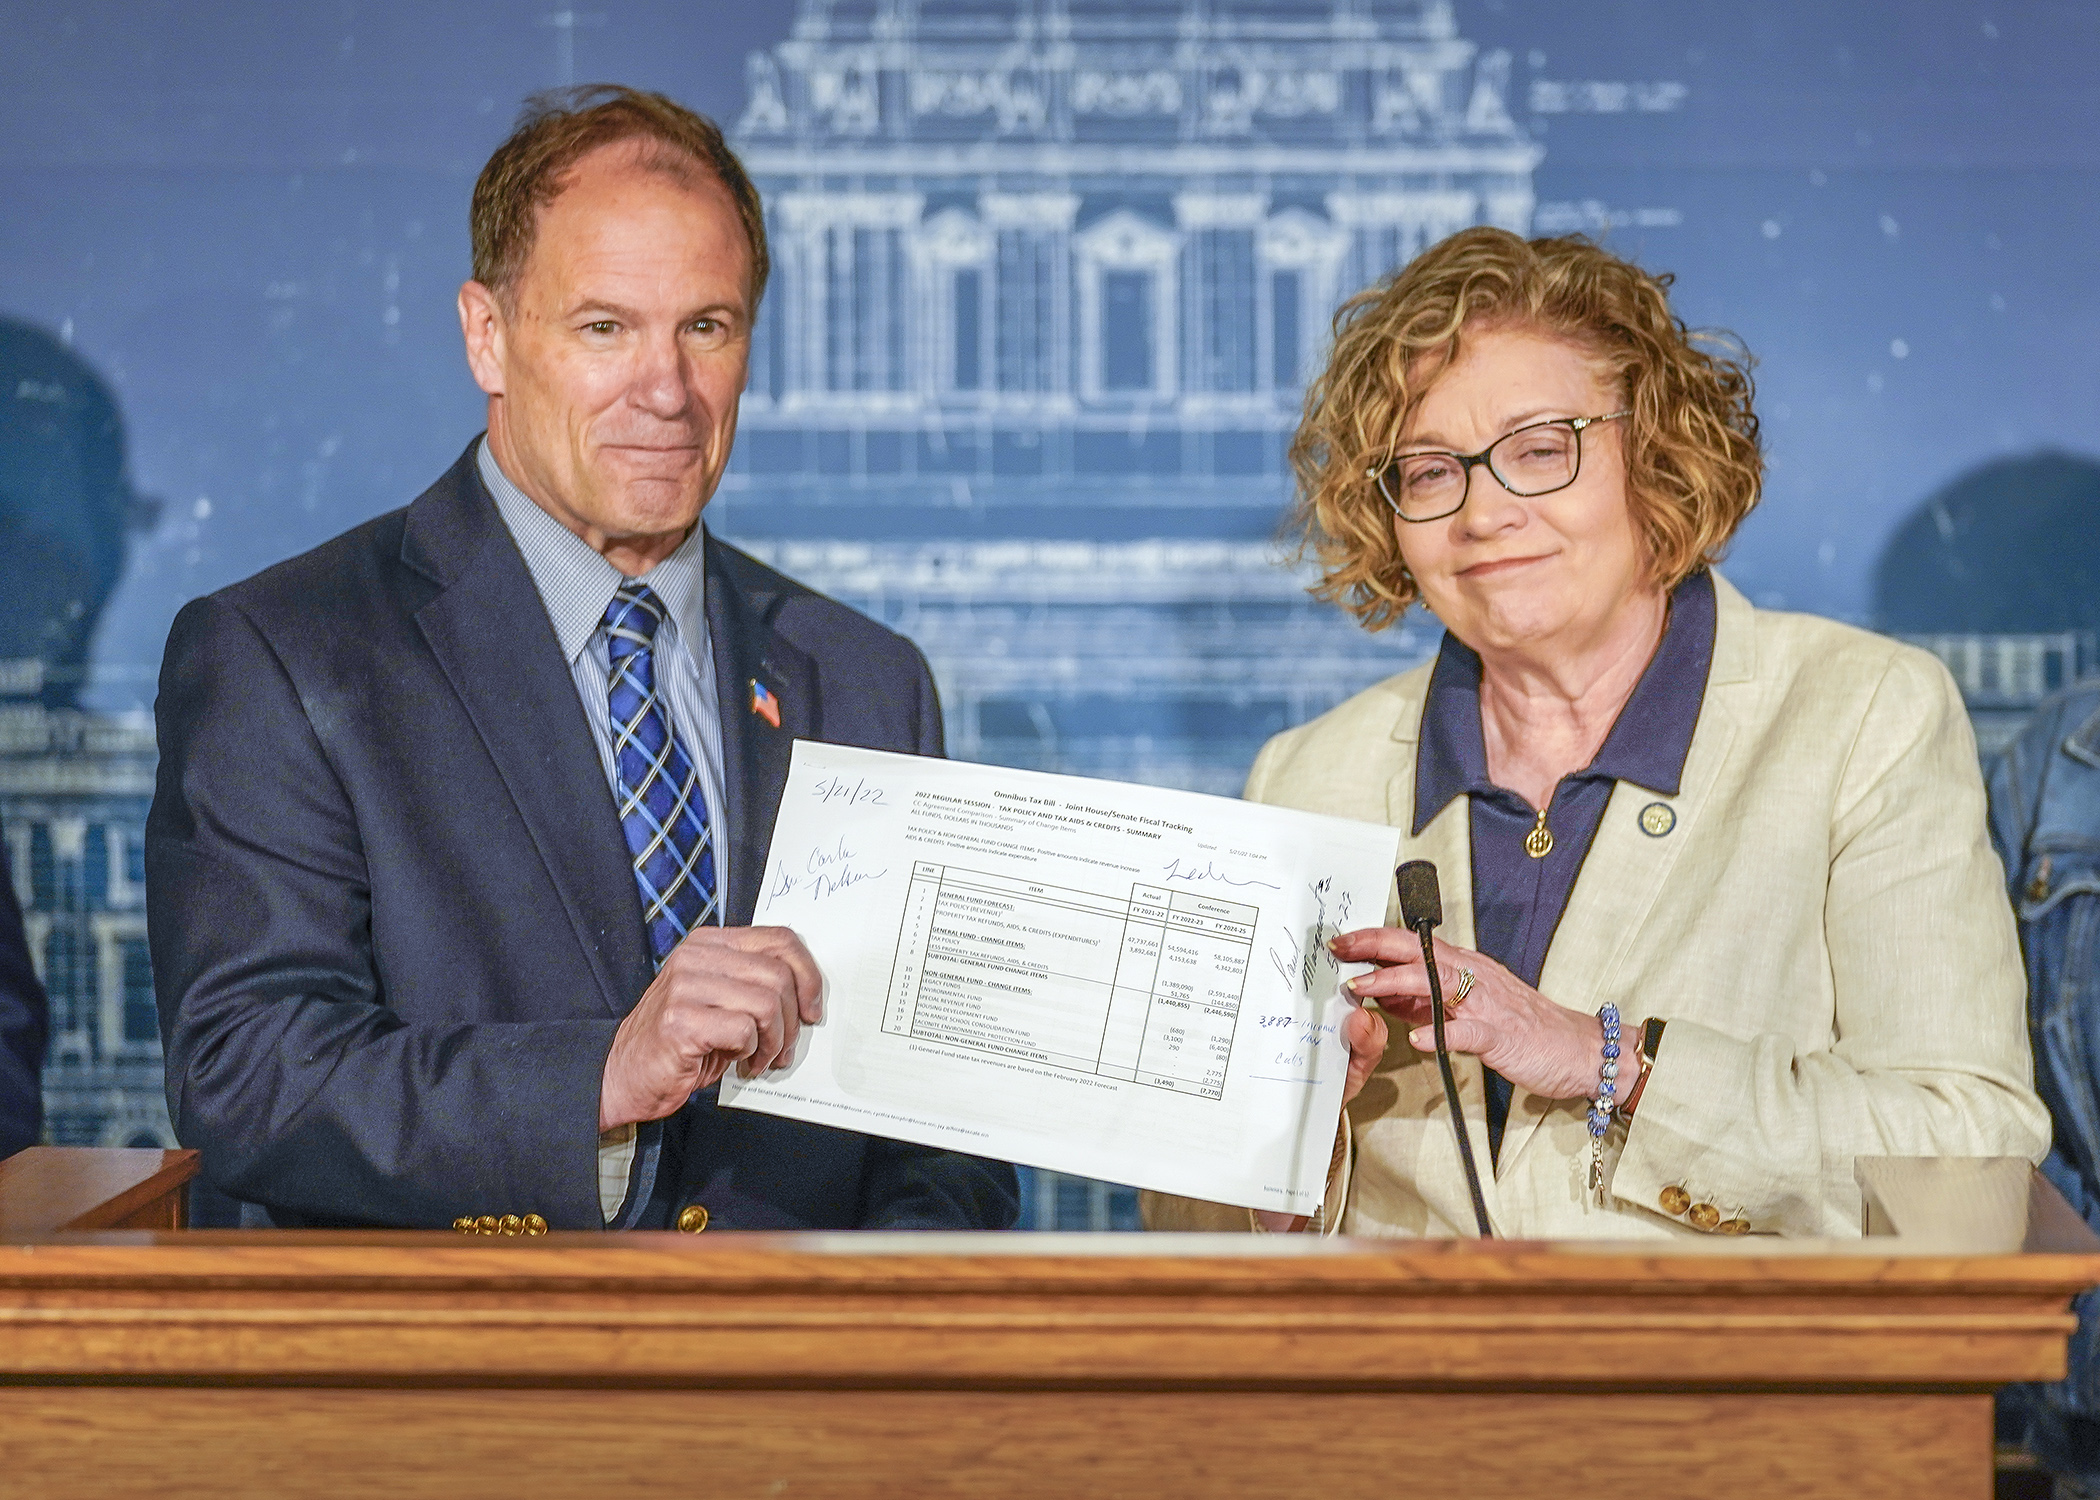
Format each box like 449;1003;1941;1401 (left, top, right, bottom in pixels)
403;450;654;1017
1495;574;1756;1178
705;535;817;926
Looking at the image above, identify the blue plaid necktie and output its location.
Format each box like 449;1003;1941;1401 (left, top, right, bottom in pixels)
603;581;717;963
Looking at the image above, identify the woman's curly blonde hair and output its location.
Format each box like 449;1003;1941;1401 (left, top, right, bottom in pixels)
1289;227;1762;630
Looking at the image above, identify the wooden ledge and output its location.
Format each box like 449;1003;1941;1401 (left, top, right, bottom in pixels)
2;1230;2096;1387
0;1148;197;1236
6;1226;2100;1292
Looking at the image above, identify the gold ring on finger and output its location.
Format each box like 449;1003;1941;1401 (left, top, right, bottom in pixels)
1446;968;1475;1012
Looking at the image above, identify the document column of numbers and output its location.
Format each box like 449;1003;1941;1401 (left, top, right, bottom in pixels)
1136;894;1256;1098
1093;883;1170;1081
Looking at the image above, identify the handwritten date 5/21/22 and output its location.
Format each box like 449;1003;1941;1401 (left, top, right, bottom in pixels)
811;775;886;809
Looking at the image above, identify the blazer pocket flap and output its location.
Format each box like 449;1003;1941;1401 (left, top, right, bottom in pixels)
2019;848;2100;923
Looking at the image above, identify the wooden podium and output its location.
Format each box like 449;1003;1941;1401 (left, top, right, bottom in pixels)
1;1149;2095;1499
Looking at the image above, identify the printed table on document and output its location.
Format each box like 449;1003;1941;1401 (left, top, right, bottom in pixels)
882;861;1257;1098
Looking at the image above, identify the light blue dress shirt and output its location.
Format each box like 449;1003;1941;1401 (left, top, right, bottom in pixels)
477;438;730;1221
477;438;731;900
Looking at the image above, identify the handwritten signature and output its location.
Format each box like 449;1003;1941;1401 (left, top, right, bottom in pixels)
1160;857;1280;891
767;836;891;903
1266;876;1355;992
805;836;857;873
811;864;885;900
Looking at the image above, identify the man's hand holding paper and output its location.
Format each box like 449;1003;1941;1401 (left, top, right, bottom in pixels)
723;744;1402;1217
598;926;825;1132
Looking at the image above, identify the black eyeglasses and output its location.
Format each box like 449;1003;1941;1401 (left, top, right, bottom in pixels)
1366;412;1630;523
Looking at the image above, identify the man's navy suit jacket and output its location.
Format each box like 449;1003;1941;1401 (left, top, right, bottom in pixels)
146;443;1017;1230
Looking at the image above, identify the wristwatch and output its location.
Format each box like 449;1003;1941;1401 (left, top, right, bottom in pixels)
1623;1018;1667;1117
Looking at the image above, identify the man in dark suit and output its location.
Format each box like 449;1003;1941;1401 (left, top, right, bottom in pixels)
147;86;1016;1232
0;810;48;1159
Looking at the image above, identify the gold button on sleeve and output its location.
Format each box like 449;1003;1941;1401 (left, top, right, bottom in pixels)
1658;1185;1691;1217
1687;1202;1721;1232
677;1204;710;1234
475;1214;499;1235
452;1217;474;1234
522;1214;548;1236
498;1214;523;1237
1718;1218;1750;1236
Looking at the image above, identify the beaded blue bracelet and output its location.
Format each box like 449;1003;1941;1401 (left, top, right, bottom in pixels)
1587;1003;1621;1205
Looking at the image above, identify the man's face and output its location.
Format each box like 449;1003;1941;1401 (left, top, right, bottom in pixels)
460;140;753;573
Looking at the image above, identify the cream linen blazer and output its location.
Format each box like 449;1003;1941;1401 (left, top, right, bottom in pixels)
1145;573;2047;1240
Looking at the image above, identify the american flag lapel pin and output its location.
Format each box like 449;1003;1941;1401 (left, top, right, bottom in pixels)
750;677;781;729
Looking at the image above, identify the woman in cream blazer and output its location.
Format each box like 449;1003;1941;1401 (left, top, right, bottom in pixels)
1145;229;2046;1241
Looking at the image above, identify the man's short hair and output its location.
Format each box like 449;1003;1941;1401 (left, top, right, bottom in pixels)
470;84;770;311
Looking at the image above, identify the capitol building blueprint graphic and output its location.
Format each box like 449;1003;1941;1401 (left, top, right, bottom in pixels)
9;0;2086;1234
2;0;1549;1201
713;0;1532;795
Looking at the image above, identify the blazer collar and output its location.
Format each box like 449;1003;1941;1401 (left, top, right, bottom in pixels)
704;536;817;925
400;440;495;588
1707;569;1757;686
401;441;656;1017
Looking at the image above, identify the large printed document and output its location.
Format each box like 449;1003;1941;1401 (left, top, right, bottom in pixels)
720;744;1402;1216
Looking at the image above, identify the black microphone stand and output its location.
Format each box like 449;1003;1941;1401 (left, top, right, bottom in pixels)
1396;861;1493;1240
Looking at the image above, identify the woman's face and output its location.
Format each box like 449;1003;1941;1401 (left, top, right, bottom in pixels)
1390;324;1651;661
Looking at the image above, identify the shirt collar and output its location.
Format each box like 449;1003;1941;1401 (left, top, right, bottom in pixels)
1412;569;1717;835
477;437;708;664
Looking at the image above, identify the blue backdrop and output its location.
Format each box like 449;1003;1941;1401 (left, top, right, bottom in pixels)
3;0;2095;1215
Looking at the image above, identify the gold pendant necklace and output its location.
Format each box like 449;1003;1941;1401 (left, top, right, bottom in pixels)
1524;807;1553;860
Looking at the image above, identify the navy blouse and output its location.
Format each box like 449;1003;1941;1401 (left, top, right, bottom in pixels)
1411;570;1717;1161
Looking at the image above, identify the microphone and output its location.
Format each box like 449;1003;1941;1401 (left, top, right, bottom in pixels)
1395;860;1493;1239
1395;860;1442;931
